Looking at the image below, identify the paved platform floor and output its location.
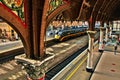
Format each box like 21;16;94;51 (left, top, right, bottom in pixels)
51;41;120;80
51;41;101;80
90;45;120;80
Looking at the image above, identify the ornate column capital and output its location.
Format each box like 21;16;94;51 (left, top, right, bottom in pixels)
100;27;106;31
87;30;96;34
105;24;109;28
100;27;105;30
15;54;55;79
87;31;96;38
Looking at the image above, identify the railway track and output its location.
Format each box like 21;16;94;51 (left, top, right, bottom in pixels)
45;34;99;80
0;47;24;64
45;45;88;80
0;35;87;64
0;39;58;64
0;32;99;80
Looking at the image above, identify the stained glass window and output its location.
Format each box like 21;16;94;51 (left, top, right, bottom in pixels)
0;0;24;21
48;0;63;14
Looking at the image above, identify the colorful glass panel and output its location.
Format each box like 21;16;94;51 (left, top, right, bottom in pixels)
47;0;63;14
0;0;24;21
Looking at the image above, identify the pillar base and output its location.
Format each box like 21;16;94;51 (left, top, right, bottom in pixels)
86;68;94;73
15;54;55;79
99;50;104;53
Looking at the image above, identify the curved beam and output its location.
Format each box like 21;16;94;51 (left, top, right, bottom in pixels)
47;3;71;25
103;0;119;21
39;0;48;58
91;0;103;17
100;0;113;21
86;0;97;20
96;0;111;21
89;0;105;29
77;0;86;20
0;3;30;57
107;2;120;21
102;0;114;21
102;0;118;21
95;0;111;21
86;0;100;30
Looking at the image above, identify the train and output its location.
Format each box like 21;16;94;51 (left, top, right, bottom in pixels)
54;26;88;41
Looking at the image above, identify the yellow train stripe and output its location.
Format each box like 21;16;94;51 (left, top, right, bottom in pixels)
60;32;85;41
66;56;87;80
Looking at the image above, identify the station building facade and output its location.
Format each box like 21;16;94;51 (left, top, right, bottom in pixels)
0;22;18;40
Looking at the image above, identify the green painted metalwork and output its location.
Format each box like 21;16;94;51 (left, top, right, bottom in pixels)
0;0;24;21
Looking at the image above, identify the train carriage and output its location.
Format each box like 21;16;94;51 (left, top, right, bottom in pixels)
54;27;88;41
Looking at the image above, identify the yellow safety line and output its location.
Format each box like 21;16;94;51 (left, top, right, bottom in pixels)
66;56;88;80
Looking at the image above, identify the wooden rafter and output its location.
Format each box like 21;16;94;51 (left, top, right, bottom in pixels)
108;2;120;20
103;0;118;21
105;0;119;21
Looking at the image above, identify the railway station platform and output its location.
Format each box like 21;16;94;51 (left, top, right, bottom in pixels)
90;44;120;80
51;41;120;80
0;35;120;80
0;35;88;80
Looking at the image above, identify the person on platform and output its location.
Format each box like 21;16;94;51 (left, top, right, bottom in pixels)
114;43;117;55
118;37;120;45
